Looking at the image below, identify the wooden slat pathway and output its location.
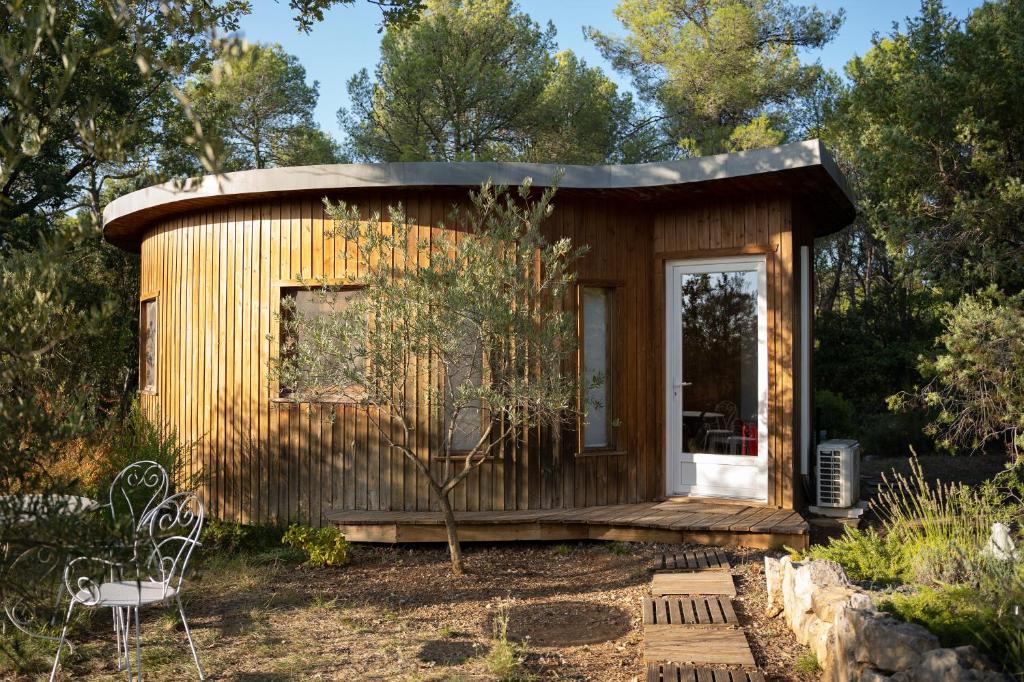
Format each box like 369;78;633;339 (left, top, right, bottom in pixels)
646;663;765;682
643;547;762;675
652;573;737;597
643;596;739;626
325;501;808;549
655;549;731;572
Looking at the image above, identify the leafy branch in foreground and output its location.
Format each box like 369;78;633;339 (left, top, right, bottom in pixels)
272;180;589;573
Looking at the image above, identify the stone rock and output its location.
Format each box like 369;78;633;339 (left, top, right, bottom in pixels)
902;646;1009;682
765;555;784;617
812;585;858;622
861;669;894;682
857;613;940;672
805;615;834;669
982;522;1019;562
789;559;850;635
829;608;874;682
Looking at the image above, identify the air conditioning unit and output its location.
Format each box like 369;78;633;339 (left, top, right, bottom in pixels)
816;439;860;508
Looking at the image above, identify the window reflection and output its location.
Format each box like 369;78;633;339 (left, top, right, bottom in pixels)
680;271;758;455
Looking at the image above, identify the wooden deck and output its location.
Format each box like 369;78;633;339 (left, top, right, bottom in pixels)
325;500;809;550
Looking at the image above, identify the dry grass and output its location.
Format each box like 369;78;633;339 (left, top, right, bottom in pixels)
5;542;813;681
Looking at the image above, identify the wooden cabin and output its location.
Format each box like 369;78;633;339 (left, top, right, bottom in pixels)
103;140;855;547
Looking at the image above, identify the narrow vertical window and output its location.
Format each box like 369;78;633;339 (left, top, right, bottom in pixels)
581;286;613;450
140;298;158;393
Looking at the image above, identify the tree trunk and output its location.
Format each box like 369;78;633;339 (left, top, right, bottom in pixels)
432;479;464;574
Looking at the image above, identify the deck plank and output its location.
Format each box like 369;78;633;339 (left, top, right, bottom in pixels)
324;501;807;547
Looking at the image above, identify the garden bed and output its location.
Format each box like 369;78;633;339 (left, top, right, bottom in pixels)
5;541;818;681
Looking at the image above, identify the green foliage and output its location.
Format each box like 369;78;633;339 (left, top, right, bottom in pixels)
811;282;937;430
892;289;1024;461
814;390;856;441
0;0;249;246
794;650;820;675
801;527;900;584
487;598;532;681
183;42;341;170
588;0;843;156
281;525;351;567
882;587;994;650
288;0;424;33
857;412;935;459
91;404;199;498
801;456;1024;676
341;0;642;163
203;519;286;555
826;0;1024;297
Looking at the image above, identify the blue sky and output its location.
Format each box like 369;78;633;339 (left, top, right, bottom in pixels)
238;0;983;139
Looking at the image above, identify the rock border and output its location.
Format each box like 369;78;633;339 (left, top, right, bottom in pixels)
764;556;1007;681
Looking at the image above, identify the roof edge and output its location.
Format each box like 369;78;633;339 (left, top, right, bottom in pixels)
103;139;855;248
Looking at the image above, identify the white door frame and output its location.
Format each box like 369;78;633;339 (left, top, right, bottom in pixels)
664;255;769;501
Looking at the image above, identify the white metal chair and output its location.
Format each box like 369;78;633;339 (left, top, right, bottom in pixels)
702;400;739;453
50;491;206;681
105;461;170;671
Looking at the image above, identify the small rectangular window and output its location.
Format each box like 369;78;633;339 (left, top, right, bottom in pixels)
140;298;158;393
279;286;363;399
581;286;613;450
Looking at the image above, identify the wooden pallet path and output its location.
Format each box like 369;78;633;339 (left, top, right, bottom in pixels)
655;549;730;572
646;663;765;682
643;596;738;626
643;547;758;671
644;628;755;666
326;501;809;549
651;572;736;597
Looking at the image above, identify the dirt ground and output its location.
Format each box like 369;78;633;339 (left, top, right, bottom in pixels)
16;541;815;681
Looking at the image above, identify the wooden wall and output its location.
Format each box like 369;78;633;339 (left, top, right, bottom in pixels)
652;194;802;509
138;191;658;525
138;188;809;524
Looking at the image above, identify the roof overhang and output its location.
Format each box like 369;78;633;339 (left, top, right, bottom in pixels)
103;139;856;252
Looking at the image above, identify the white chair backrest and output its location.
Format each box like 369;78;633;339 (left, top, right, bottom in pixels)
143;491;204;598
108;461;169;532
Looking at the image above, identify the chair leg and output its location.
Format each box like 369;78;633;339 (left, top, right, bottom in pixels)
48;600;76;682
133;606;142;681
113;607;123;670
177;594;205;680
120;607;133;678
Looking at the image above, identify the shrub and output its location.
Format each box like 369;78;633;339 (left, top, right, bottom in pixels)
814;390;857;441
800;526;901;584
891;288;1024;460
90;403;200;497
881;586;992;650
858;411;935;457
794;650;820;675
281;525;350;567
202;519;284;555
486;598;532;682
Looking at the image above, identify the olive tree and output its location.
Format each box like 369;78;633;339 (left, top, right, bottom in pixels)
273;181;588;573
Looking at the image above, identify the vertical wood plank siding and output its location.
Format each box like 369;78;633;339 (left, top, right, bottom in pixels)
653;195;798;509
139;190;802;524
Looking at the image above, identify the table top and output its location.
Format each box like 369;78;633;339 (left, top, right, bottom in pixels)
0;494;100;524
681;411;724;419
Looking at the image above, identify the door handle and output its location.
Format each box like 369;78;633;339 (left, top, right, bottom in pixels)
672;381;692;396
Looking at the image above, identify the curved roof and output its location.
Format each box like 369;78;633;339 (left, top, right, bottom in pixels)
103;139;855;251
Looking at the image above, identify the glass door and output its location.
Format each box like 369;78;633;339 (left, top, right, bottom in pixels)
665;256;768;501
